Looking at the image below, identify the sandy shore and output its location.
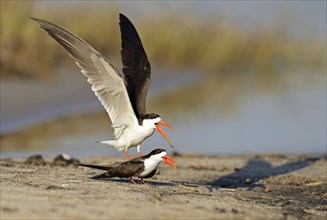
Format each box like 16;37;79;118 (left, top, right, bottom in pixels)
1;153;326;219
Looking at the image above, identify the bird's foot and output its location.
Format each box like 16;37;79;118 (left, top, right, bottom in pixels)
141;179;147;185
136;144;142;157
130;178;138;185
124;151;132;160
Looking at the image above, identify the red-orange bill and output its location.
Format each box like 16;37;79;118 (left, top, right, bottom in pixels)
158;120;174;130
162;155;176;169
155;120;174;148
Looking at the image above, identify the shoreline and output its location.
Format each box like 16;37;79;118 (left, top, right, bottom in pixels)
1;153;326;219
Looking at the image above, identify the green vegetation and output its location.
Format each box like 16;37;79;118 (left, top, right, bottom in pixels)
1;1;325;79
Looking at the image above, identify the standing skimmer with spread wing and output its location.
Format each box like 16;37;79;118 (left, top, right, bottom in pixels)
30;14;174;158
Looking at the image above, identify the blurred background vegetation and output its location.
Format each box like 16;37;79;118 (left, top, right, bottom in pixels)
1;1;325;79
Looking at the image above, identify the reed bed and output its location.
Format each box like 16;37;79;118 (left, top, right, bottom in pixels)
1;1;325;79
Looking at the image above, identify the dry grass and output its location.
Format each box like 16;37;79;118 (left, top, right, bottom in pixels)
1;1;325;79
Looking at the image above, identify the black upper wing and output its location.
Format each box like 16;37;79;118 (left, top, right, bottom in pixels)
90;159;144;179
107;159;145;178
119;13;151;119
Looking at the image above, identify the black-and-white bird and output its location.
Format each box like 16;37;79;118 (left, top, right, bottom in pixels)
30;14;174;158
79;148;176;184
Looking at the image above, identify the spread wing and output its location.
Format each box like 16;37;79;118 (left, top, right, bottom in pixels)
119;13;151;119
30;17;138;138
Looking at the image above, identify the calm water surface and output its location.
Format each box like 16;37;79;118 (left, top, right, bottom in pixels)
1;69;326;158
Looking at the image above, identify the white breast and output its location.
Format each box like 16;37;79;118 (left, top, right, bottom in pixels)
139;151;166;177
139;161;161;177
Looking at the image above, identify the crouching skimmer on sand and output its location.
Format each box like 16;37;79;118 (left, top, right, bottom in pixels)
79;149;176;184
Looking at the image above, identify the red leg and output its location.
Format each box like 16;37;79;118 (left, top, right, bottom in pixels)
137;145;142;157
130;177;137;185
141;178;147;185
124;151;132;160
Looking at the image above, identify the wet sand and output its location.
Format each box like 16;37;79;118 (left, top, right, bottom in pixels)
1;153;326;219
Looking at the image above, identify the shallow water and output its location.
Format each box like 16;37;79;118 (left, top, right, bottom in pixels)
1;68;326;158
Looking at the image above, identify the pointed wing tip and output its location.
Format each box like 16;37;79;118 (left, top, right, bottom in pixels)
119;13;132;25
29;17;41;25
29;17;43;24
119;13;126;20
29;17;49;30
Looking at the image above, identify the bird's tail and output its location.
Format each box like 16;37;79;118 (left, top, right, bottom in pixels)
96;140;125;151
78;163;113;171
78;162;122;171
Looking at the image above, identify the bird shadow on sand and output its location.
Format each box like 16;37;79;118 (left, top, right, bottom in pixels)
208;156;322;189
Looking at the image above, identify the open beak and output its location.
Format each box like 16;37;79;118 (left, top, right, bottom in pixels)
155;120;174;148
162;155;176;169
